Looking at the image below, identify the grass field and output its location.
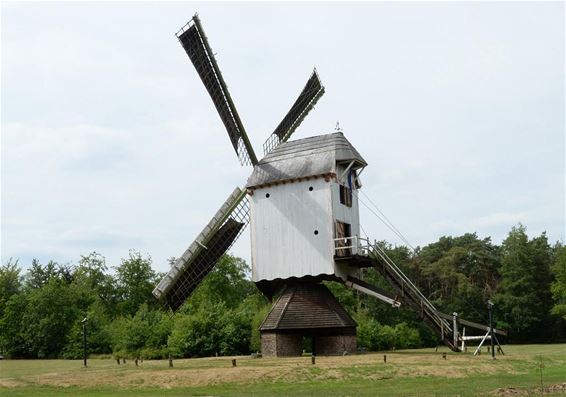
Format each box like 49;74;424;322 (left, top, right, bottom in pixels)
1;344;565;396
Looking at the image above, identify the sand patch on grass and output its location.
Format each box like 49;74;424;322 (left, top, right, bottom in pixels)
0;378;24;388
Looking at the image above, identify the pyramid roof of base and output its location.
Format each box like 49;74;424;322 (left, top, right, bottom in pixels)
260;283;357;331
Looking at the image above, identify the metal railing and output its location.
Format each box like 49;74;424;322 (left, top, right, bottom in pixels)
333;235;371;256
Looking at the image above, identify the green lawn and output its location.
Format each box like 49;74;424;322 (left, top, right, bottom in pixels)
1;344;565;396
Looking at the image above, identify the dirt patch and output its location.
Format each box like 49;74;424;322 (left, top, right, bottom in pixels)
491;383;566;396
0;378;23;388
36;366;295;389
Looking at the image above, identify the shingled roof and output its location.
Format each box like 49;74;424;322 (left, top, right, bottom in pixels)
247;132;367;189
260;283;357;331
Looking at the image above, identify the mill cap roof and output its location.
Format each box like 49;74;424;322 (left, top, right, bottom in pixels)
246;132;367;189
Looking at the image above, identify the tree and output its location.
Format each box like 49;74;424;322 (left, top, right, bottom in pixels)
62;299;112;358
551;244;566;320
494;225;552;341
20;278;81;358
115;251;158;316
0;292;29;357
183;255;256;312
73;252;119;316
168;301;252;358
0;259;22;318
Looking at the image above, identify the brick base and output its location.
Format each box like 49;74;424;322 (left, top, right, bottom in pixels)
261;331;356;357
261;332;302;357
315;334;357;355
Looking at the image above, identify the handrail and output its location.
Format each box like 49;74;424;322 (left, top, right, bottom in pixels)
369;241;452;333
332;235;453;336
333;235;371;256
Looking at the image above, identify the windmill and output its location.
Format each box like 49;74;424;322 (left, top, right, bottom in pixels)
153;14;506;356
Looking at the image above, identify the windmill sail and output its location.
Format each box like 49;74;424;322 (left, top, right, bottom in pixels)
153;188;249;311
263;70;325;155
176;15;257;166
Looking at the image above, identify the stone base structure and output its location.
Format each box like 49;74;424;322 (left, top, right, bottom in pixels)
314;333;357;355
261;333;302;357
259;282;357;357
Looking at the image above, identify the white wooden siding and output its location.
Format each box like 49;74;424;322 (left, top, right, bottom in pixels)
250;178;334;282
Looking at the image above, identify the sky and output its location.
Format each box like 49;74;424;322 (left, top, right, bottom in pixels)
1;1;564;274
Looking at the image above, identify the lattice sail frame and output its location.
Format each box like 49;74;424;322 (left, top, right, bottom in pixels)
263;69;325;155
156;15;327;312
176;16;257;166
153;188;249;311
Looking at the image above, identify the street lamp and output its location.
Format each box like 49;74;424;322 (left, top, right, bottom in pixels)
81;317;88;367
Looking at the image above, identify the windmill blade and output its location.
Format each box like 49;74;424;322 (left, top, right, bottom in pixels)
263;69;325;155
176;15;258;166
153;188;249;311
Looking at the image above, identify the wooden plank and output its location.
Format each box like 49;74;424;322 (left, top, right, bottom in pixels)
436;311;507;336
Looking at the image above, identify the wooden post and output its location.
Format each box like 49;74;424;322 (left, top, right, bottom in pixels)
383;354;387;363
442;353;447;360
232;359;237;367
116;358;120;365
311;355;315;365
122;358;126;364
168;354;173;368
82;318;87;368
135;358;138;367
488;300;496;360
452;312;459;349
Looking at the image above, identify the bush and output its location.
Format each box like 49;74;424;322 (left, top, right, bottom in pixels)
394;322;421;349
355;310;422;351
168;301;255;358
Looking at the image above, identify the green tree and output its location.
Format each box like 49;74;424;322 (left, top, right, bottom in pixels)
20;278;81;358
0;292;30;357
494;225;552;341
0;259;22;319
73;252;119;317
168;300;252;358
551;244;566;320
184;255;256;312
109;304;172;358
115;251;157;316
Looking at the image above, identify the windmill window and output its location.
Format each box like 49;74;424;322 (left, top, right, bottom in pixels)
265;193;270;198
335;221;352;256
309;186;314;191
314;230;319;235
339;185;352;207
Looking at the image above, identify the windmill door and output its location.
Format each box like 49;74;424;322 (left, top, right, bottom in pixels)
335;221;352;256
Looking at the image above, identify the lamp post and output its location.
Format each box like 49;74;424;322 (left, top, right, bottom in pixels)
81;317;88;367
487;300;495;360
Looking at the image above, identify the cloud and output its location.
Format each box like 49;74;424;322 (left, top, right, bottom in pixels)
469;212;530;230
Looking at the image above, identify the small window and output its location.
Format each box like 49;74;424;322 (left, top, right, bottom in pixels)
335;221;352;256
339;185;352;207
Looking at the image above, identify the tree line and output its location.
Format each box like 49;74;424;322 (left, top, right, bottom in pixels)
0;224;564;359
